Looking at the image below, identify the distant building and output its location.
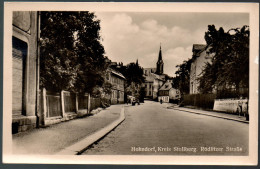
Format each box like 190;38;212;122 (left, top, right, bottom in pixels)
152;74;166;99
158;79;180;103
190;44;212;94
143;45;169;100
106;68;126;104
12;11;39;133
144;68;156;77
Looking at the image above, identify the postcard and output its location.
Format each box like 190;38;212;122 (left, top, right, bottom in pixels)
3;2;259;165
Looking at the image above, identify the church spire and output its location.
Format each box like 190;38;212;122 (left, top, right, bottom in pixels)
156;44;164;75
158;43;162;61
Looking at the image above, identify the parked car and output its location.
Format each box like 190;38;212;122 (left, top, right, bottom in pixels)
131;98;140;106
132;98;136;106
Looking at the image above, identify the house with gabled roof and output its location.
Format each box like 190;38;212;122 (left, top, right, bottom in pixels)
158;79;180;103
190;44;212;94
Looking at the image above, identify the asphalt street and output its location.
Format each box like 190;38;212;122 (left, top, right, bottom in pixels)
82;101;249;155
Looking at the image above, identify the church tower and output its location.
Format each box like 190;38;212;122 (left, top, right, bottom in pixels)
156;44;164;75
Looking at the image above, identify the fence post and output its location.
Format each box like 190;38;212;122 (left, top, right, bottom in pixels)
42;88;47;126
88;94;91;114
61;90;65;117
75;93;78;113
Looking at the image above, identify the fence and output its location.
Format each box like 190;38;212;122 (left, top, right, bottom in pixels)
78;94;89;110
39;88;105;126
90;97;101;111
63;91;76;113
46;91;62;118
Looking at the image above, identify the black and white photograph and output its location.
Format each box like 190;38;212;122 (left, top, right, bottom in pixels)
3;2;259;165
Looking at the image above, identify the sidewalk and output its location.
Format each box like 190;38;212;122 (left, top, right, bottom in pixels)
12;104;124;155
168;105;249;124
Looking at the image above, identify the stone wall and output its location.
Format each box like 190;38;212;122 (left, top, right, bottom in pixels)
213;99;248;114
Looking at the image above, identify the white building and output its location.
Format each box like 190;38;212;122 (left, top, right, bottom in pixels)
158;79;180;103
190;44;212;94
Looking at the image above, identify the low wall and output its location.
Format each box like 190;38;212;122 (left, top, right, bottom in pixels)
213;99;248;114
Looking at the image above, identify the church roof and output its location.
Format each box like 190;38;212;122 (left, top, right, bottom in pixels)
144;73;165;82
159;80;173;91
157;45;163;62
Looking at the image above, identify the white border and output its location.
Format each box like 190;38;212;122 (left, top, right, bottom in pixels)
3;2;259;165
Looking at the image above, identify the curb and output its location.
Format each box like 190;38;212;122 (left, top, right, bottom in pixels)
172;107;249;124
55;106;125;155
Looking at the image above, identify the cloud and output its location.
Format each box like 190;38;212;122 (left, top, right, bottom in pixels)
95;12;248;77
163;46;193;76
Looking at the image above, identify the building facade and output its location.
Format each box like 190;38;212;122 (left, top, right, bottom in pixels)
12;11;39;134
190;44;212;94
106;69;125;104
158;79;180;103
143;45;168;100
152;74;166;99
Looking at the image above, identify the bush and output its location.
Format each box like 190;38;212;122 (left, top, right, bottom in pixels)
101;98;111;108
216;88;248;99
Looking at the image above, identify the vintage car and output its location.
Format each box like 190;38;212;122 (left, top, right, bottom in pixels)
127;95;140;106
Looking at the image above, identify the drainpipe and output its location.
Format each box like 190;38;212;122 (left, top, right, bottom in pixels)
35;11;41;127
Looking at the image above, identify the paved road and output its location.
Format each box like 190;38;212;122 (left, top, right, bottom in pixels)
82;101;248;155
12;105;122;154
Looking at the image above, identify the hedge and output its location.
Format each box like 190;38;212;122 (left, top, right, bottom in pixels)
183;93;216;109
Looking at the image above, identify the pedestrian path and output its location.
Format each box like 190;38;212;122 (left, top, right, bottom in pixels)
12;105;123;155
169;106;248;124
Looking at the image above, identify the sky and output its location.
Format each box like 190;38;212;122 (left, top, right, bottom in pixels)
95;12;249;77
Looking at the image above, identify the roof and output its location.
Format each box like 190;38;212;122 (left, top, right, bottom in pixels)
159;81;173;91
144;72;166;82
158;45;162;62
145;75;155;82
154;73;165;81
111;70;126;79
192;44;206;52
144;68;156;71
192;44;207;61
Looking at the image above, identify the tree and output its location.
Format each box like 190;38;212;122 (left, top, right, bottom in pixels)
199;25;249;97
40;12;107;93
124;62;145;85
114;62;145;101
173;58;192;95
